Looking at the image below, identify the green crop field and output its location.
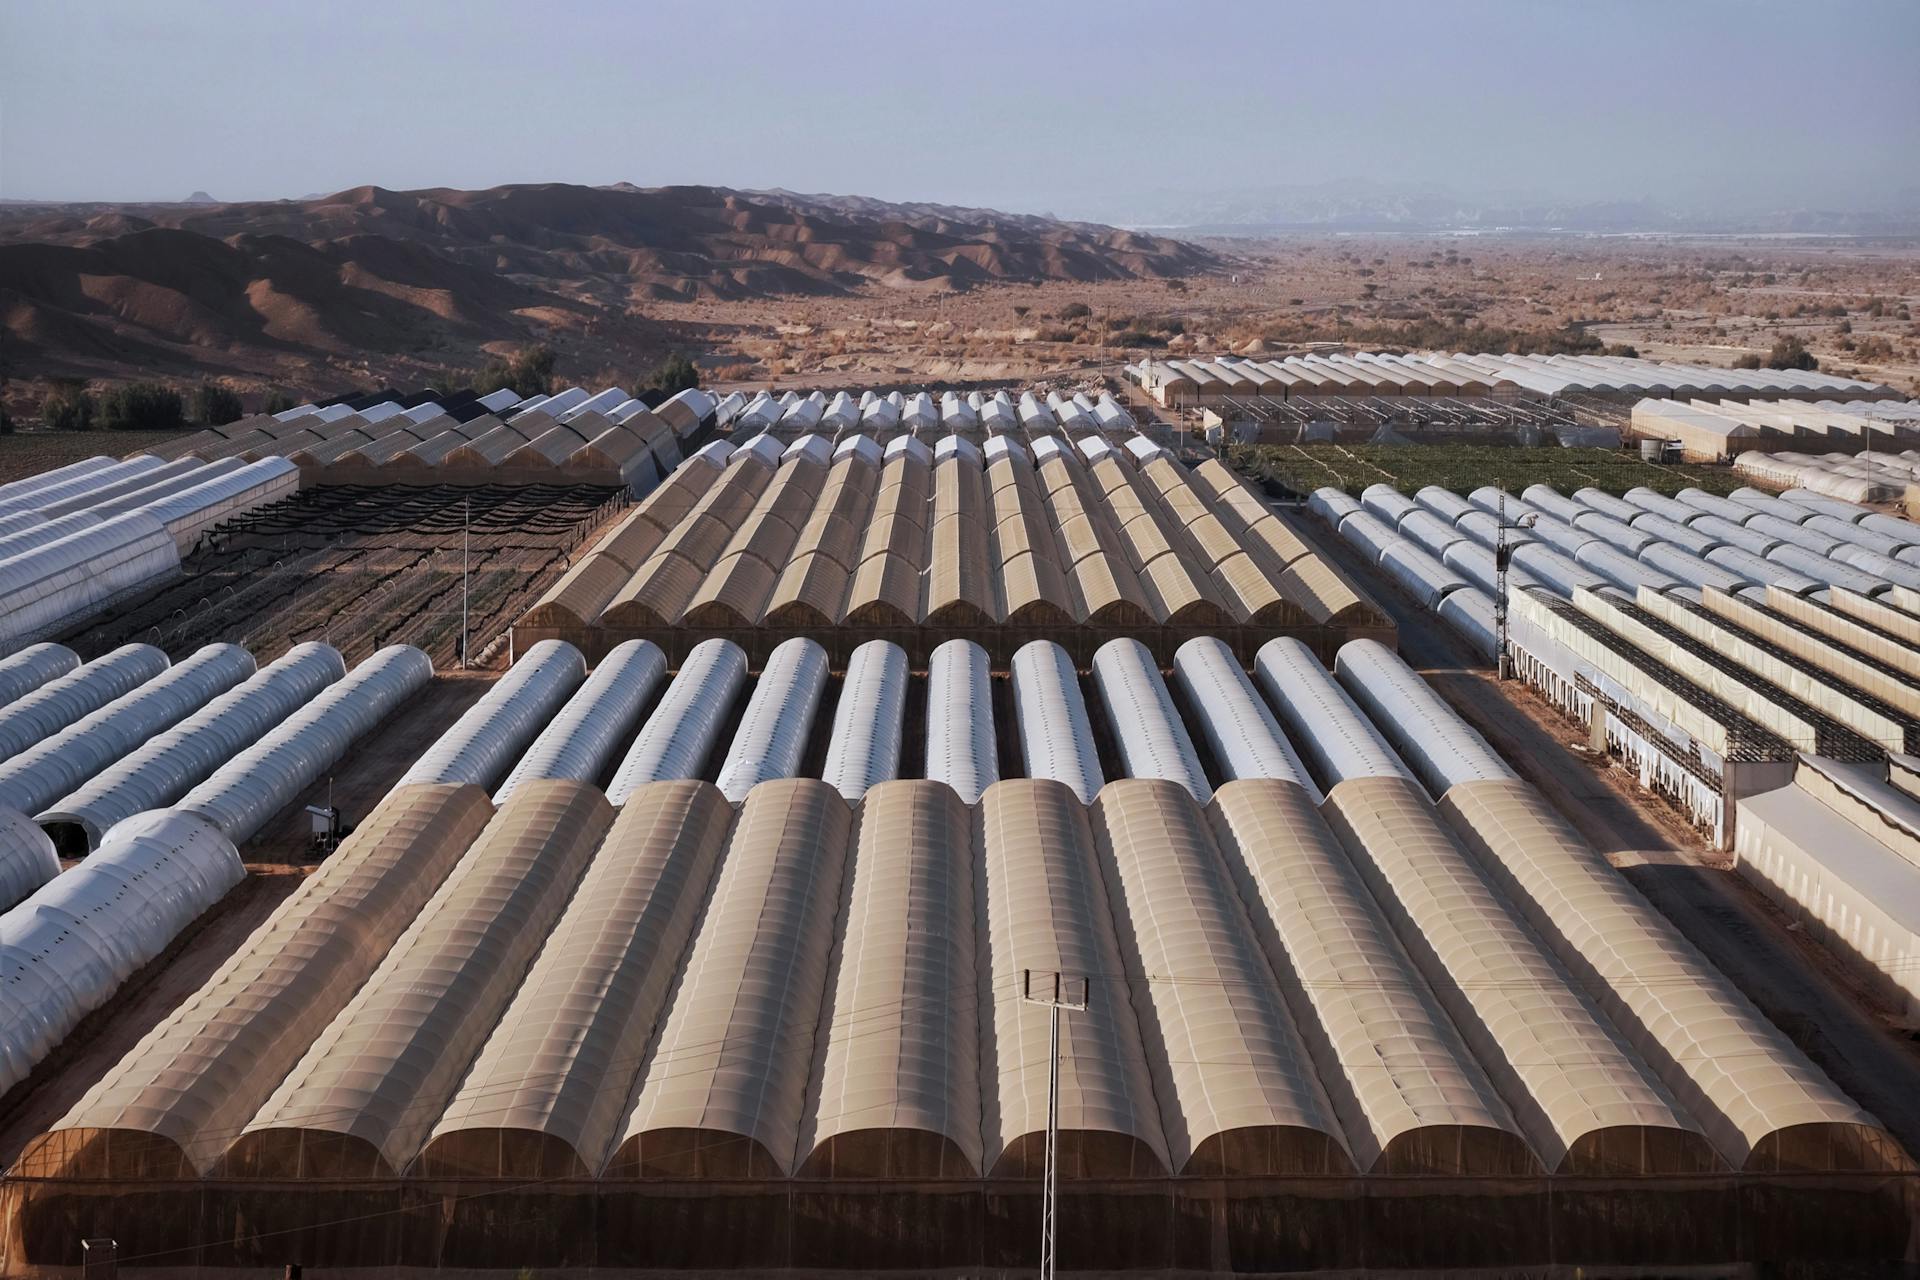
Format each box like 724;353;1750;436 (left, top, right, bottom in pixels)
1229;443;1746;499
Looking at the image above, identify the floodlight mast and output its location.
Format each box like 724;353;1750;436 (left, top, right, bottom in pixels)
1022;969;1089;1280
1494;492;1538;681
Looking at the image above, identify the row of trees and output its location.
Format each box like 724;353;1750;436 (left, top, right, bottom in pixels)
25;346;702;435
38;380;239;432
436;346;702;401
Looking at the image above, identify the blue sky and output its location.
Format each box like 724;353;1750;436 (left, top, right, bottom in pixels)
3;0;1915;218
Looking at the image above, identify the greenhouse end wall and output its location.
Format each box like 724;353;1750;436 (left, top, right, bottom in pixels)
2;1172;1914;1273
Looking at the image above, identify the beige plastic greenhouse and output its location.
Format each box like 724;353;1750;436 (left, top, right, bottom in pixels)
1441;777;1906;1172
223;782;610;1178
1320;774;1717;1174
796;781;983;1178
416;781;732;1178
977;780;1168;1178
18;784;495;1179
610;780;852;1178
1092;780;1351;1174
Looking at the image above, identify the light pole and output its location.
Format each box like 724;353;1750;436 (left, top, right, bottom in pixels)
1494;491;1538;681
1022;969;1088;1280
460;494;470;670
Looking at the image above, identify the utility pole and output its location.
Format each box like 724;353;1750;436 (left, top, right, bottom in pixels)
460;494;470;670
1022;969;1088;1280
1493;490;1538;681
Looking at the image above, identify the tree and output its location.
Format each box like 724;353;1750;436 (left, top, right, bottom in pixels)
1731;353;1763;370
0;405;12;436
41;378;95;431
264;390;297;414
642;353;700;395
473;345;556;398
1765;335;1818;371
98;381;185;431
193;381;245;426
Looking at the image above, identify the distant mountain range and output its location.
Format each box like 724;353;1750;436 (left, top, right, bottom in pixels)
0;182;1218;387
1111;180;1920;236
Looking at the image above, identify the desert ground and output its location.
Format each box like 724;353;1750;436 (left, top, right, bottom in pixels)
679;234;1920;396
5;202;1917;420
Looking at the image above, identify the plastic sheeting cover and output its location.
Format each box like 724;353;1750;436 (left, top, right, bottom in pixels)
924;639;997;805
715;637;829;803
607;639;748;802
0;645;170;765
1254;638;1414;792
0;643;256;819
39;643;346;850
1010;640;1103;804
399;640;585;789
0;644;79;712
0;810;242;1093
1170;637;1319;801
1090;639;1211;804
1333;640;1516;798
819;640;907;803
494;640;666;806
175;645;432;844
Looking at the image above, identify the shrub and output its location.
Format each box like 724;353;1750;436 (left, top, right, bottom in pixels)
99;382;185;431
473;344;556;398
193;381;245;426
41;379;95;431
642;353;700;395
264;390;297;414
1765;335;1818;371
1731;353;1763;369
0;405;12;435
1057;302;1092;321
1602;343;1639;358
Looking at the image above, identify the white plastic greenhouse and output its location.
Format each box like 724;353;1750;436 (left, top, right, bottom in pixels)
923;638;997;805
494;640;666;806
0;807;58;913
134;457;301;553
819;640;908;802
0;643;256;818
175;644;432;844
1254;637;1414;791
715;637;828;802
606;638;748;802
1334;640;1517;798
38;643;345;851
0;645;170;762
399;640;585;789
0;643;79;711
1170;637;1319;800
1091;638;1211;804
0;513;181;654
1009;640;1103;804
0;809;243;1093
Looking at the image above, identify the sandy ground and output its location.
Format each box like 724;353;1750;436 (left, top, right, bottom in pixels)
1296;511;1920;1155
0;674;492;1166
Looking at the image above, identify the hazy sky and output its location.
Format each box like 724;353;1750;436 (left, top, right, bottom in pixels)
3;0;1916;220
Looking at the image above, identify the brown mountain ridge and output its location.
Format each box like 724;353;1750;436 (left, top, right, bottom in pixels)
0;183;1218;388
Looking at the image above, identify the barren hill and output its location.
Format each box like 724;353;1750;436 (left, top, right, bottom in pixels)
0;183;1217;390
